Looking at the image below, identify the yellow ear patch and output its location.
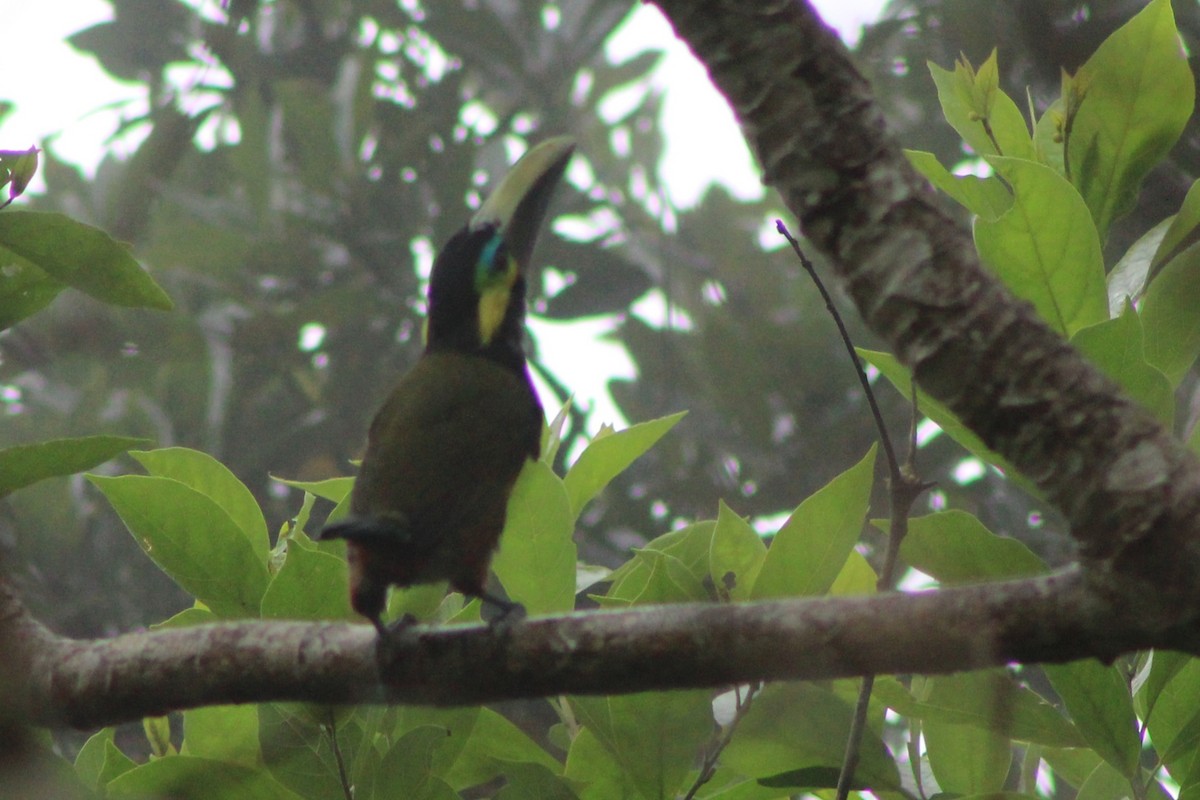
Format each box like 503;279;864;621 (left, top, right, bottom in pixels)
477;257;518;345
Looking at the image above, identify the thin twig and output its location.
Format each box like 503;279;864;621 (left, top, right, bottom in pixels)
775;221;901;482
325;707;353;800
776;221;932;800
681;682;762;800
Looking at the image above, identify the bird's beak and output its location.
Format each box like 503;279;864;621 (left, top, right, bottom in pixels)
471;136;575;269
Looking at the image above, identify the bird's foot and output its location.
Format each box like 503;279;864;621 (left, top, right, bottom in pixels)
479;592;526;635
370;614;420;672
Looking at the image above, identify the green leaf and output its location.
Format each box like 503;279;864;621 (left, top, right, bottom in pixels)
258;704;358;800
721;683;899;790
0;249;65;330
571;691;713;800
709;501;766;602
928;50;1036;161
974;156;1106;337
1071;305;1173;425
0;434;150;498
260;542;354;621
872;671;1084;748
1147;179;1200;286
1138;650;1189;724
898;511;1047;584
601;522;715;606
271;474;355;505
183;706;261;767
1043;660;1140;778
1108;215;1173;315
905;149;1013;219
440;708;562;789
493;763;576;799
751;445;875;599
87;474;270;617
1067;0;1194;240
924;718;1011;795
563;411;685;518
603;548;710;607
564;726;641;800
132;448;269;564
1142;242;1200;383
1143;658;1200;775
75;728;118;790
106;756;303;799
372;726;458;800
152;605;218;629
493;461;577;614
1075;761;1138;800
0;210;173;309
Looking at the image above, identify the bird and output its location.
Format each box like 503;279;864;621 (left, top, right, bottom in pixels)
320;137;574;635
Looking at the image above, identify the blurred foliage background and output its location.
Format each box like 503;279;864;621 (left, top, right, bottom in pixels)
3;0;1200;638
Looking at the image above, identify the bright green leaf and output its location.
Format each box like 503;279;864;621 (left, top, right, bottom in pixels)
898;511;1047;583
975;156;1106;336
183;706;261;767
1071;305;1173;425
132;447;269;564
0;210;173;309
905;149;1013;219
928;50;1036;161
106;756;303;799
563;411;685;518
260;543;355;621
270;474;354;504
493;461;577;614
87;474;270;617
0;434;150;498
752;445;875;599
709;501;766;602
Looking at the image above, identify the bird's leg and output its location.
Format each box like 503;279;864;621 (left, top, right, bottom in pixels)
477;590;526;632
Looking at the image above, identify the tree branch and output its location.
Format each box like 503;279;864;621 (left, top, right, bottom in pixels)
10;569;1200;730
649;0;1200;621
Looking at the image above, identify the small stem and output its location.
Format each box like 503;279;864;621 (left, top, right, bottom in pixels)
325;708;353;800
681;683;761;800
777;221;932;800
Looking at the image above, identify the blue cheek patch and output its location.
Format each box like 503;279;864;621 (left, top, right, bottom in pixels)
475;235;505;291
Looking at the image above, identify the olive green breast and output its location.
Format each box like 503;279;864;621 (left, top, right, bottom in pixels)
350;350;542;544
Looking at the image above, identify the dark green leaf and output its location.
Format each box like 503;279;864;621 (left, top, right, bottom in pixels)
1043;660;1140;778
